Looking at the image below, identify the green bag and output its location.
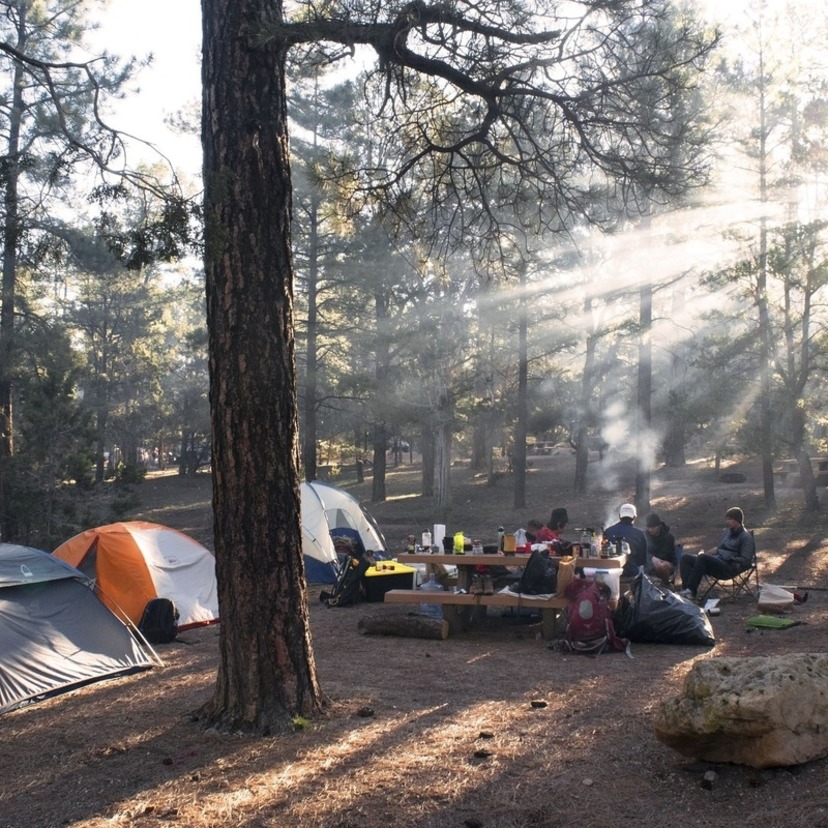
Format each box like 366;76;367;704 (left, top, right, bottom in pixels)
745;614;801;630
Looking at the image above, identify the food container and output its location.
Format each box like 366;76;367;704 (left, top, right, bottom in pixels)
582;567;621;602
363;561;418;602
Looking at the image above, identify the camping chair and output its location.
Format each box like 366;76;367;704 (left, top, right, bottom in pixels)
330;527;366;559
697;532;760;601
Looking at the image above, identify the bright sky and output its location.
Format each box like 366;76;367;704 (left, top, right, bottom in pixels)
89;0;202;178
87;0;824;241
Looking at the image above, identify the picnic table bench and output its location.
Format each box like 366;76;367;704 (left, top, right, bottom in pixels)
383;588;568;637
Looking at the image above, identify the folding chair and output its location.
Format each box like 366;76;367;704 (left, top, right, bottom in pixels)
697;533;760;601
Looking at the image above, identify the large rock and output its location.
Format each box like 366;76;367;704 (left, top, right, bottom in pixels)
655;653;828;768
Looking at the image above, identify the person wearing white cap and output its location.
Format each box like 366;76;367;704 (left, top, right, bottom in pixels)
603;503;647;576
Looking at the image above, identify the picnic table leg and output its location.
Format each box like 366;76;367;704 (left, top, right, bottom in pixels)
442;603;474;634
541;607;564;640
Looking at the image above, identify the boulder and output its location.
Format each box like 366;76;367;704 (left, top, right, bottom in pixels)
655;654;828;768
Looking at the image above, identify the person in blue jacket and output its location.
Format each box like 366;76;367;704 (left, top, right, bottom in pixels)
603;503;647;577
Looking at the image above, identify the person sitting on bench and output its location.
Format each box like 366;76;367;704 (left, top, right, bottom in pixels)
678;507;755;600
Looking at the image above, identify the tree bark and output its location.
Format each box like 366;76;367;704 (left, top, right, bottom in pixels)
200;0;325;733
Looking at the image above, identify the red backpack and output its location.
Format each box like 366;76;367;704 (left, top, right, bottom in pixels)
561;577;630;655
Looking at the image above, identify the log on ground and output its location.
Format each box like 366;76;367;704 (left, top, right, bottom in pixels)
358;612;449;640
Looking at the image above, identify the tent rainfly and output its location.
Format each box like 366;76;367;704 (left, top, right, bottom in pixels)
0;543;157;715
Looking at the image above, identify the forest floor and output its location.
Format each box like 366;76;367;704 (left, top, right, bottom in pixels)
3;451;828;828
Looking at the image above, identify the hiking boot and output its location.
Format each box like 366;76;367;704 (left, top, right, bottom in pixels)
469;574;484;595
482;574;494;595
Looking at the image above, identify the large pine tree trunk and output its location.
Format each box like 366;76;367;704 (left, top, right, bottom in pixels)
200;0;325;733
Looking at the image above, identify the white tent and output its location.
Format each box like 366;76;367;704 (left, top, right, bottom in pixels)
300;481;387;583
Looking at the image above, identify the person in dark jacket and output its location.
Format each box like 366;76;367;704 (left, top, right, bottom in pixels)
679;507;756;599
644;512;676;582
603;503;647;576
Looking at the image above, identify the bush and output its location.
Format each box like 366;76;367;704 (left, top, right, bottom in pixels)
117;463;147;484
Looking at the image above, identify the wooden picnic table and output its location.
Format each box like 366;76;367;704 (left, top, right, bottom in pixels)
386;551;626;638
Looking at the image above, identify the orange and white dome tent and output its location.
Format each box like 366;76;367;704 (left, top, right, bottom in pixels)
53;522;219;630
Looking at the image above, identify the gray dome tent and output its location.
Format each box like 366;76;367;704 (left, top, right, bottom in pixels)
0;543;158;715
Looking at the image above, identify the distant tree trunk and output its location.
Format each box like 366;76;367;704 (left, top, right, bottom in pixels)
470;352;489;472
797;453;818;507
794;415;818;511
513;263;527;509
200;0;324;733
178;430;190;477
421;424;434;497
434;390;452;518
635;280;652;515
471;422;486;470
301;194;320;482
95;407;108;482
370;289;391;500
574;299;597;493
779;235;818;511
663;293;687;467
757;280;776;509
371;421;387;502
756;51;776;512
354;428;364;483
484;327;498;487
0;58;25;540
663;387;687;467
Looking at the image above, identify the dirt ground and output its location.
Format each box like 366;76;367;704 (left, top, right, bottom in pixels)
3;452;828;828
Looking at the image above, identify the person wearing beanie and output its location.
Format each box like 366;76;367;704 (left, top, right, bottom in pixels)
603;503;647;576
678;506;756;600
644;512;677;583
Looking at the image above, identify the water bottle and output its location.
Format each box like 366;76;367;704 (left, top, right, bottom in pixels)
454;531;465;554
418;573;444;619
498;526;505;551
